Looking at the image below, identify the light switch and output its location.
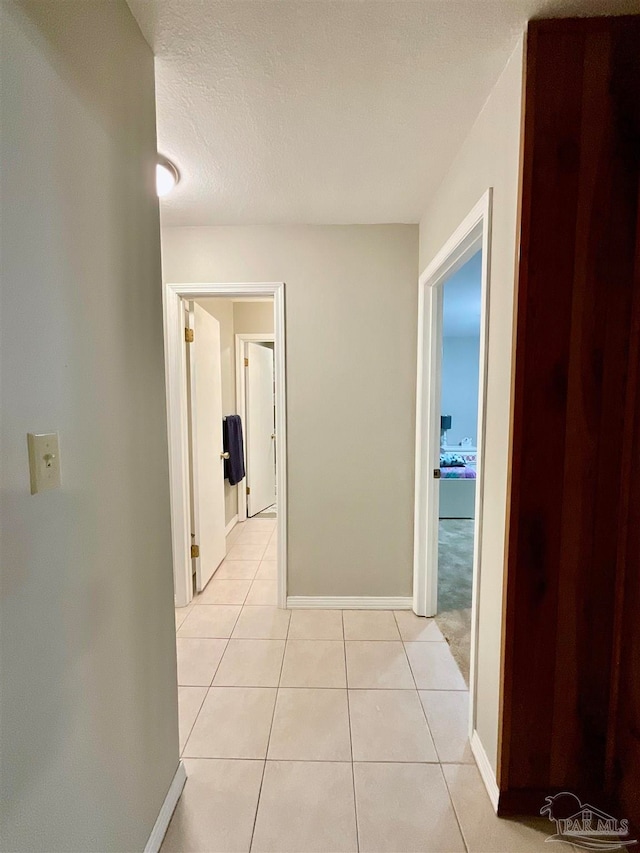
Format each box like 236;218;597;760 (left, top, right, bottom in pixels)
27;432;61;494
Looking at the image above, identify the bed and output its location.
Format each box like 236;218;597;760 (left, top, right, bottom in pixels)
439;453;477;519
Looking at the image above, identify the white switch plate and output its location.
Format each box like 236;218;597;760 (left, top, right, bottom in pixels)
27;432;61;494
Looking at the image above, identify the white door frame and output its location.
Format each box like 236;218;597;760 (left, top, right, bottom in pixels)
234;333;275;523
164;282;287;609
413;189;492;736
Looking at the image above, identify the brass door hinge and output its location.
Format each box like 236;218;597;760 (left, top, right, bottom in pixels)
185;327;194;343
244;357;249;367
246;486;250;495
191;544;200;558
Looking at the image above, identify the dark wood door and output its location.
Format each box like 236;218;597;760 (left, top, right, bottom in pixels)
608;187;640;833
500;14;640;827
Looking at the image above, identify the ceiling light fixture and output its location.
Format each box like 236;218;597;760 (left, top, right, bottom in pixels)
156;157;180;197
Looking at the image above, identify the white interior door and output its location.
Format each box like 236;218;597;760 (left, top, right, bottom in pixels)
189;302;226;590
246;342;276;516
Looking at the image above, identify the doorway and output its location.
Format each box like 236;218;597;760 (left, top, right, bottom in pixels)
413;190;491;742
164;282;287;609
436;250;482;683
235;335;277;522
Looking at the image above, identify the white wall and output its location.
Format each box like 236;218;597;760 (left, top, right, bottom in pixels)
419;40;524;776
0;3;177;851
441;335;481;446
163;226;419;596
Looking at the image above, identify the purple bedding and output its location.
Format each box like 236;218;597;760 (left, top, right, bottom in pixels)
440;466;476;479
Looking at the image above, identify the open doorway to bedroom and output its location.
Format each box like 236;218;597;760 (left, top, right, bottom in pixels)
436;251;482;682
413;190;491;744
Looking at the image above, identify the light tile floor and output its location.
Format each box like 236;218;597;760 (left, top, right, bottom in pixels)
166;518;572;853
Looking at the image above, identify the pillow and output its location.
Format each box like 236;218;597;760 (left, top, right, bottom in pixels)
440;453;465;468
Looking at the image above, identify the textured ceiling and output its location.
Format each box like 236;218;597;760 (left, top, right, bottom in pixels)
127;0;639;225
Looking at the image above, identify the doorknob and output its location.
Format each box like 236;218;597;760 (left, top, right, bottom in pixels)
220;451;230;459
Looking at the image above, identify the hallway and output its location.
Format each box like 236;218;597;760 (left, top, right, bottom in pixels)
168;520;557;852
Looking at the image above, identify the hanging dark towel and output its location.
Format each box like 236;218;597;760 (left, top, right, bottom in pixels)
223;415;245;485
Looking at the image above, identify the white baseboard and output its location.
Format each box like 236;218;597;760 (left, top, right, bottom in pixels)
470;730;499;812
286;596;413;610
144;761;187;853
225;515;239;536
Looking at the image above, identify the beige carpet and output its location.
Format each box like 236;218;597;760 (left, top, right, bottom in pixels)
435;519;474;685
434;607;471;685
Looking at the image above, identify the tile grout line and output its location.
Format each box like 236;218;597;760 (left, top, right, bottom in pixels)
395;610;438;744
177;603;475;851
177;522;276;764
177;684;208;759
248;589;289;852
342;610;361;853
174;608;190;631
394;612;469;853
177;640;230;755
179;545;251;757
178;626;239;753
441;758;471;853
